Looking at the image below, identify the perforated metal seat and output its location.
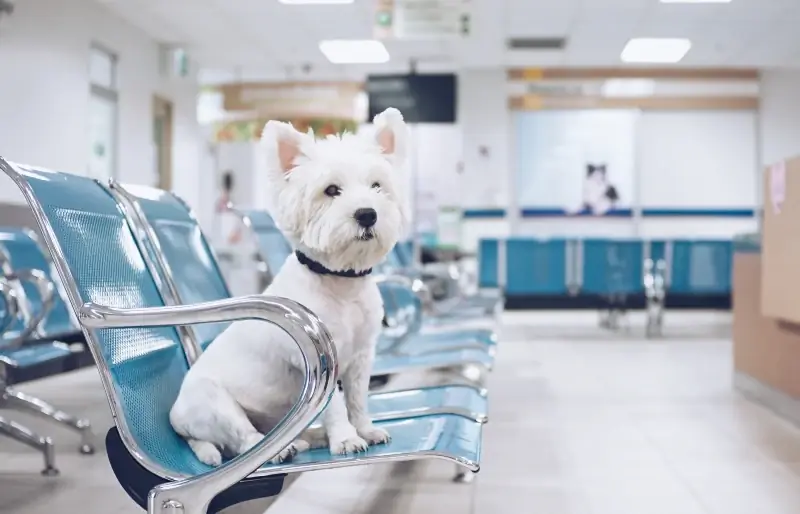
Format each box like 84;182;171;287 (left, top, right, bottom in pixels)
109;183;490;422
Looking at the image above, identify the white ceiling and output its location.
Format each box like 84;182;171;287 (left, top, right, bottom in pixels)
95;0;800;83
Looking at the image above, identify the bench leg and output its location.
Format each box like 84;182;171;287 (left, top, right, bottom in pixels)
2;387;94;455
0;415;58;476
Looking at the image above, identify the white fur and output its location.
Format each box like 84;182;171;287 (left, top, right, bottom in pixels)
170;108;409;465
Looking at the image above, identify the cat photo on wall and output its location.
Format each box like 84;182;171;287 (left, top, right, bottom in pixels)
582;163;619;215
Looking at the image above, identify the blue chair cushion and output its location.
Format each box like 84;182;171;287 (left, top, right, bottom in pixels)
0;341;72;368
259;415;481;472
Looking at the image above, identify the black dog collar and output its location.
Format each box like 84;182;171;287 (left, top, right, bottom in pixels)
295;250;372;278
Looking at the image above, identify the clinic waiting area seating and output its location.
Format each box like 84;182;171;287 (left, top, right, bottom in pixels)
480;237;734;310
0;226;95;475
0;157;493;513
480;236;732;335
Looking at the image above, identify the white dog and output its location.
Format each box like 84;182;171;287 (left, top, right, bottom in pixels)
170;108;409;466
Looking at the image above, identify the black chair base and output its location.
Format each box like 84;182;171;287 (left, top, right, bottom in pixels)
106;428;287;514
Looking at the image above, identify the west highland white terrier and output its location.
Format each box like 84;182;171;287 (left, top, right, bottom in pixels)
169;108;409;466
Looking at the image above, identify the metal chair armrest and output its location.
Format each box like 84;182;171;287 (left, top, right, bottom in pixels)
3;268;55;347
375;273;433;310
78;294;338;514
0;277;19;337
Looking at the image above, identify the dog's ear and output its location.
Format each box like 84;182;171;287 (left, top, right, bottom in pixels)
372;108;408;166
260;120;309;175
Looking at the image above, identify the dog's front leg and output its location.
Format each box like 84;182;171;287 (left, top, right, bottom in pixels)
323;389;369;455
342;350;391;446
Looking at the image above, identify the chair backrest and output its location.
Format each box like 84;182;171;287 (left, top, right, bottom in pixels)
0;228;76;336
375;280;422;353
108;183;232;352
393;242;413;268
232;208;293;281
0;158;208;479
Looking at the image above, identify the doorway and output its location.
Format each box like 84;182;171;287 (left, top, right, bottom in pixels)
153;96;173;190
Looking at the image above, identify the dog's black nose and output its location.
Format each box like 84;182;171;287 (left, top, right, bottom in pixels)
354;208;377;228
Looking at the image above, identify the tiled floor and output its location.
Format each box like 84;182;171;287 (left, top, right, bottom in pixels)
2;311;800;513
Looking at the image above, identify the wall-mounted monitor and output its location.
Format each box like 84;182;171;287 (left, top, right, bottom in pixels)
366;73;457;123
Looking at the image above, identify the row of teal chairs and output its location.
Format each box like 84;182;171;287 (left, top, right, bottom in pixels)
0;156;499;514
0;228;95;475
479;238;733;297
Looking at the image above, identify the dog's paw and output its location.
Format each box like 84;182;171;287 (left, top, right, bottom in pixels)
328;435;370;455
357;424;391;446
189;439;223;467
268;439;311;465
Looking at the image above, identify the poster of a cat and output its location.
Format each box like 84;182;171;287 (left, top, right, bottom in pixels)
582;163;619;215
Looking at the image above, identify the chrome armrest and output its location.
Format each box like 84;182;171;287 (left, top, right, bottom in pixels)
78;294;338;514
0;277;19;338
2;268;55;348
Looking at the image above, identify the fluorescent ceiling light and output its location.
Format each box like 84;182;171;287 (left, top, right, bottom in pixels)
319;40;389;64
280;0;353;4
660;0;731;3
620;38;691;63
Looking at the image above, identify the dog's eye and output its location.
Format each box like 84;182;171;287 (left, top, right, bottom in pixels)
324;185;341;197
371;182;381;190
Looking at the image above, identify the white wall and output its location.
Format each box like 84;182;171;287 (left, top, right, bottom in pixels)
638;111;757;210
759;70;800;167
458;69;511;251
0;0;203;211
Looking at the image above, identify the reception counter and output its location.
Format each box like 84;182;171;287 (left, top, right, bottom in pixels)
733;236;800;424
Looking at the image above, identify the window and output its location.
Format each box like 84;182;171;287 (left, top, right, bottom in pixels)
88;45;118;181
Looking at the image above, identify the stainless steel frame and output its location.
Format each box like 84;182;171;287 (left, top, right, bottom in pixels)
0;276;58;475
1;245;34;336
643;258;666;338
0;414;57;475
0;267;55;346
0;276;18;336
0;236;94;457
